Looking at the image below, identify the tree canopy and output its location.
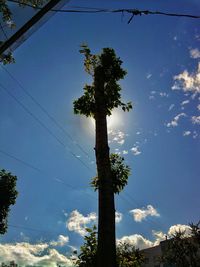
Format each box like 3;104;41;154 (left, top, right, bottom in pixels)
0;169;18;234
73;44;132;117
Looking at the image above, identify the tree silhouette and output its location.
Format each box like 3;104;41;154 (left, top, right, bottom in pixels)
0;169;18;234
75;226;144;267
1;262;18;267
74;45;132;267
162;222;200;267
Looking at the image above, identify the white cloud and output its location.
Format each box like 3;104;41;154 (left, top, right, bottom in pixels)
197;104;200;111
166;113;186;127
66;209;122;235
122;150;128;155
152;230;166;245
0;242;73;267
149;91;169;99
115;211;123;223
195;34;200;41
50;235;69;247
131;146;141;156
118;139;125;145
181;100;190;105
117;234;153;250
172;63;200;95
66;210;97;236
193;130;198;139
168;224;191;237
146;73;152;79
168;104;175;111
108;130;127;146
190;48;200;59
159;92;168;98
117;223;193;251
191;115;200;125
130;205;160;222
183;131;191;136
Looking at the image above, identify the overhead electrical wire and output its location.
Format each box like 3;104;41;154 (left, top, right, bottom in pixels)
0;148;97;202
8;223;59;235
0;81;167;232
0;65;93;162
0;149;76;190
0;82;94;173
0;22;8;40
7;0;200;21
0;148;166;235
1;0;178;237
0;149;164;232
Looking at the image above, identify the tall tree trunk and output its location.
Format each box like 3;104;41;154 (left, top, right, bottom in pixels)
94;71;116;267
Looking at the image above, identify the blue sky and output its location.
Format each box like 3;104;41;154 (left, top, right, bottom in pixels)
0;0;199;265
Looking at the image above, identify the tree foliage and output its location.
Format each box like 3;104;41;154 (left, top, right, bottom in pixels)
0;169;18;234
73;44;132;117
1;262;18;267
75;226;145;267
162;221;200;267
117;242;145;267
75;226;98;267
91;153;131;194
0;0;47;24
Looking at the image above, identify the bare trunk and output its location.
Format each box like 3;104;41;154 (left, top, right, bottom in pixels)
94;72;116;267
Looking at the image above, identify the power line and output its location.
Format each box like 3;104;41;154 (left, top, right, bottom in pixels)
0;148;97;201
7;1;200;20
0;148;76;190
0;85;166;234
0;22;8;40
0;65;93;162
0;82;94;173
0;146;165;236
8;223;58;235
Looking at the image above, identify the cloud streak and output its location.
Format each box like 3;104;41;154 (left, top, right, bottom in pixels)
166;113;186;127
117;224;192;250
190;48;200;59
0;242;73;267
50;235;69;247
66;210;97;236
130;205;160;222
191;115;200;125
108;130;127;146
131;146;141;156
172;63;200;95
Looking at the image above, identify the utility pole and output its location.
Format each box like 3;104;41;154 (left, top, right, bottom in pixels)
0;0;67;56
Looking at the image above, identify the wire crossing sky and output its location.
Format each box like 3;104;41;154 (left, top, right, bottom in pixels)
0;0;200;265
7;0;200;19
